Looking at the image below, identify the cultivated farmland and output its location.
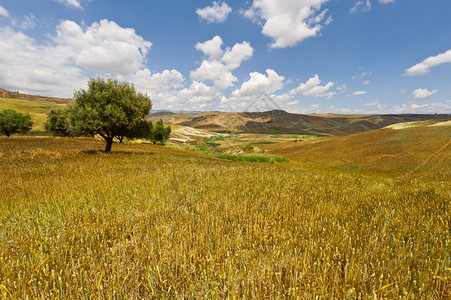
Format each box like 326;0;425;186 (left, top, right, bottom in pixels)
0;136;449;298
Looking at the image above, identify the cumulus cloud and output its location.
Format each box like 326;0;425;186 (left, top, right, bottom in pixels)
350;0;371;14
54;0;82;9
0;19;153;97
196;1;232;23
190;36;253;92
119;69;184;94
221;41;253;69
404;49;451;76
291;74;336;99
0;26;86;96
231;69;285;98
352;90;367;96
53;19;152;75
392;101;451;114
195;35;223;59
410;88;438;99
242;0;330;48
218;69;285;110
0;5;10;18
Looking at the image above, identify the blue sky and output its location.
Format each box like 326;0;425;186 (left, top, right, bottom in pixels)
0;0;450;113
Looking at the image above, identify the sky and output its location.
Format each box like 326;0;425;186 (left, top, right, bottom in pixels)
0;0;451;114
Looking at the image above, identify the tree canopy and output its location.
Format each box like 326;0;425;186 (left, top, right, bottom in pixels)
44;107;72;137
70;78;152;152
0;109;32;137
151;119;171;144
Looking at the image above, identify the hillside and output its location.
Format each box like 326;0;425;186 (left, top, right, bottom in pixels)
0;97;64;131
262;119;451;178
0;88;73;105
150;110;450;136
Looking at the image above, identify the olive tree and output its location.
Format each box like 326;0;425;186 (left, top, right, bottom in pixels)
44;107;72;136
70;78;151;152
151;119;171;144
0;109;32;137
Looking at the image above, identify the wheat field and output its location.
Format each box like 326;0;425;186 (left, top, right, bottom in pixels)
0;137;449;298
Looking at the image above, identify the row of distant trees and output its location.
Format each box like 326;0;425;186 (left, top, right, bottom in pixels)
0;78;171;152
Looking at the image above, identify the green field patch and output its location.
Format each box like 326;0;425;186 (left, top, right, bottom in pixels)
191;145;289;162
0;97;62;132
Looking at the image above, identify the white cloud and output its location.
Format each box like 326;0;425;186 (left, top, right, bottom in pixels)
190;37;253;92
243;0;330;48
363;101;382;110
12;14;37;30
352;90;367;96
0;5;10;18
291;74;336;99
363;80;370;85
119;69;184;94
392;101;451;114
404;49;451;76
196;1;232;23
221;41;253;69
231;69;285;98
307;103;320;113
0;19;153;97
410;88;438;99
350;0;371;14
399;89;407;94
54;0;82;9
0;26;86;97
218;69;285;110
379;0;395;4
352;70;372;80
53;19;152;75
195;35;223;59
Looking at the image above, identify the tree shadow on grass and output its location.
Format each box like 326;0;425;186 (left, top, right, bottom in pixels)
82;149;156;156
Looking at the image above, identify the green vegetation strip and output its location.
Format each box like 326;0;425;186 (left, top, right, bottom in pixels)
191;146;289;162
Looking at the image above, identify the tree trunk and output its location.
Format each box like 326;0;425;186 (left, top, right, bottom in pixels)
104;137;113;153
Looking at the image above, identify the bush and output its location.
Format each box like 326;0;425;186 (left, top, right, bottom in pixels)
0;108;32;137
44;107;72;136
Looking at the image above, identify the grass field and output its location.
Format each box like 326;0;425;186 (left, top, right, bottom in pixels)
0;137;449;298
263;124;451;180
0;97;62;132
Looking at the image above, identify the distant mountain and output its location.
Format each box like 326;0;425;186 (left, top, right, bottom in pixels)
149;109;450;136
2;87;449;137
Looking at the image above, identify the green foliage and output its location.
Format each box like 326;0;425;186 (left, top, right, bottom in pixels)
191;146;289;163
69;77;152;152
116;119;153;142
44;107;72;136
151;119;171;144
0;108;32;137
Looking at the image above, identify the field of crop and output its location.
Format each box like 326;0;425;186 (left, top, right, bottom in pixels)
263;124;451;180
0;97;62;132
0;137;450;298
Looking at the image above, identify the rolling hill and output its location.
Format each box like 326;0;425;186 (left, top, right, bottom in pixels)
0;88;72;131
261;119;451;178
150;109;450;137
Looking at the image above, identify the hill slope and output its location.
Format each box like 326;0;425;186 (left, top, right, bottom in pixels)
0;97;64;131
150;110;450;136
0;88;72;104
263;120;451;177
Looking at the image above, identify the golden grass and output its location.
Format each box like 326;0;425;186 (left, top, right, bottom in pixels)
0;137;450;298
264;125;451;180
